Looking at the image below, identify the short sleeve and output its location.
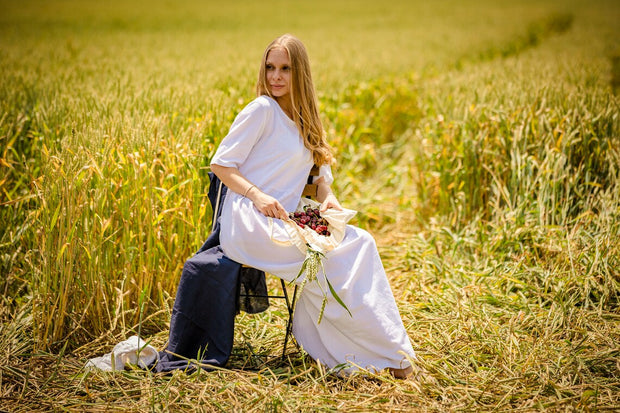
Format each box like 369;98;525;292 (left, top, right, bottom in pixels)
210;99;271;169
313;163;334;186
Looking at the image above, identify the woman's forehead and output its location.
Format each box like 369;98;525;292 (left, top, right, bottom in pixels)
267;47;290;62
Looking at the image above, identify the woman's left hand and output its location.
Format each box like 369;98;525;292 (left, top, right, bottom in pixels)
320;193;342;213
316;178;342;212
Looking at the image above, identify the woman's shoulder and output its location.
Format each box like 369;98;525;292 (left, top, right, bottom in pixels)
254;94;276;107
238;95;277;119
243;95;277;111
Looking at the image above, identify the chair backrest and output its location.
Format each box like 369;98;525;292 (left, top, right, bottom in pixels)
302;165;320;198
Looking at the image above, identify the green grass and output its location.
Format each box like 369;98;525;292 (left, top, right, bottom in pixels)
1;0;619;411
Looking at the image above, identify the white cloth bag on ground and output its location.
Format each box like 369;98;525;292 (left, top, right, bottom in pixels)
85;336;158;371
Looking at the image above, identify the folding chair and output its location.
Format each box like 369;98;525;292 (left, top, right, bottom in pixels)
211;165;320;360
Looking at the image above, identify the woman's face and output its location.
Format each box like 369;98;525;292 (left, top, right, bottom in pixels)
265;47;291;100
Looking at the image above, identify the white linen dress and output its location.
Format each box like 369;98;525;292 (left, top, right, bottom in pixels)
210;95;416;374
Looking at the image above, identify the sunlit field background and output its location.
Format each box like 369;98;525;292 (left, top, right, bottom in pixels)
1;0;619;411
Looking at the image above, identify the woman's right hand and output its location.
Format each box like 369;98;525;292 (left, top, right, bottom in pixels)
210;164;289;219
247;188;289;220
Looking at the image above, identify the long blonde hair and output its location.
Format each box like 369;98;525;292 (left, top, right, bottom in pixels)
256;34;332;166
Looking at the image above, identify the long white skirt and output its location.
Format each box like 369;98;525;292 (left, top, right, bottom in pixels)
221;195;415;374
291;226;416;374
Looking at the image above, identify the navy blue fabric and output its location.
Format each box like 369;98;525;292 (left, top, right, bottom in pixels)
152;245;240;373
203;172;268;314
150;173;237;372
196;172;228;254
150;172;269;373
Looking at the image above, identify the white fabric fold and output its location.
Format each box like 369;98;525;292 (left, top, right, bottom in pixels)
85;336;158;371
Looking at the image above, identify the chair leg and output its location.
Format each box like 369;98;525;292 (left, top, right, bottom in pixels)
280;279;298;360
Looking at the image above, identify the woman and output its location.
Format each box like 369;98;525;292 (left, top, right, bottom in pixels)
210;34;415;378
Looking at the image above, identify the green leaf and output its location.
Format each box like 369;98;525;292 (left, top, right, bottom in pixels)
326;277;352;318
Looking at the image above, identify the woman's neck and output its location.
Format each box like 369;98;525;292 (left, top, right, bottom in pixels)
275;96;293;120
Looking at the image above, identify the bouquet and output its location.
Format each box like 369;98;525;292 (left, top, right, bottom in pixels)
282;198;357;323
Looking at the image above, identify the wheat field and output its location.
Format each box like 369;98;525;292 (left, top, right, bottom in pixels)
1;0;619;411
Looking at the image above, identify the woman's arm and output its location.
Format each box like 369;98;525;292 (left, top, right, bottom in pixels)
211;164;289;219
316;177;343;212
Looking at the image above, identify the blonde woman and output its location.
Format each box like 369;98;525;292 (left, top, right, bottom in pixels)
210;34;415;378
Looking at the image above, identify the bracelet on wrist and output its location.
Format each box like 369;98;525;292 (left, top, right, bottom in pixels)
243;184;256;198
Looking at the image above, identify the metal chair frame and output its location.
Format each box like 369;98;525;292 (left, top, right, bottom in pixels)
239;275;299;359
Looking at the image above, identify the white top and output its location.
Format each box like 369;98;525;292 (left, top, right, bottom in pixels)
210;95;333;278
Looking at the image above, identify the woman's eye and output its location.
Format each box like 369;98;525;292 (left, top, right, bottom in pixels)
282;66;290;71
266;64;274;70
